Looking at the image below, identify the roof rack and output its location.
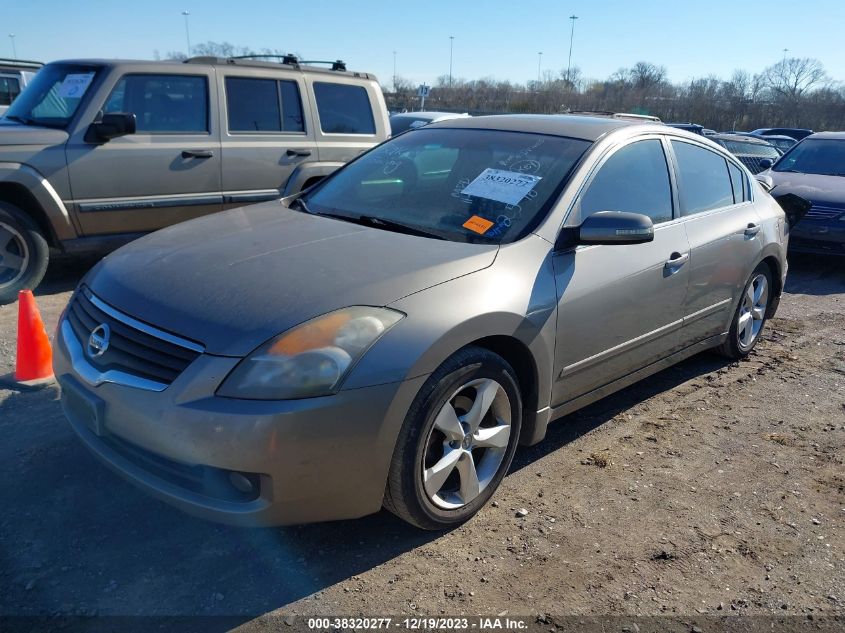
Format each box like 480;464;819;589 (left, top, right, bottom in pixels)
184;54;347;72
0;58;44;70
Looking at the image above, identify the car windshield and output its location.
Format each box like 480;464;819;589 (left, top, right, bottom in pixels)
5;63;100;128
722;140;780;158
767;138;795;151
773;139;845;176
301;127;591;243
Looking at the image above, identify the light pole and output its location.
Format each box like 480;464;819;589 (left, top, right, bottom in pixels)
449;35;454;87
566;14;578;84
782;47;788;63
537;52;543;85
393;50;397;93
182;10;192;57
8;33;16;59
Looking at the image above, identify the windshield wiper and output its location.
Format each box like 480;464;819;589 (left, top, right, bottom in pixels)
4;114;32;125
356;215;446;240
288;196;313;214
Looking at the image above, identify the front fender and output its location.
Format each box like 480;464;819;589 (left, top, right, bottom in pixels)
0;162;77;241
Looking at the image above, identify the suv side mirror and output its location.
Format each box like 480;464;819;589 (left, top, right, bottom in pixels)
758;158;774;170
578;211;654;245
86;112;137;143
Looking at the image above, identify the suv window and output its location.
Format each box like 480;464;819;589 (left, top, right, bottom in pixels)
104;74;208;134
727;162;748;203
579;139;674;224
671;141;734;215
225;77;305;133
0;76;21;106
313;82;375;134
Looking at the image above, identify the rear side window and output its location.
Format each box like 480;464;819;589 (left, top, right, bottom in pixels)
314;82;375;134
671;141;734;215
225;77;305;133
0;76;21;106
727;162;748;203
104;74;207;133
579;139;674;224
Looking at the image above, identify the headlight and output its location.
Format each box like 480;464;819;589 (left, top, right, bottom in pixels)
217;307;404;400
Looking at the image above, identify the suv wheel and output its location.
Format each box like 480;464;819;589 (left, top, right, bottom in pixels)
384;347;522;530
0;203;49;305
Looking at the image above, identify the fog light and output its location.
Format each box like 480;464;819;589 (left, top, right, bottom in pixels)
228;471;257;494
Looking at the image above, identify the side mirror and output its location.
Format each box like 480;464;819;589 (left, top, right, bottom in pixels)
758;158;774;170
577;211;655;245
86;112;136;143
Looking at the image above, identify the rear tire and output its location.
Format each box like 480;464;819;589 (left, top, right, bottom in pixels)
716;262;773;359
384;347;522;530
0;202;49;305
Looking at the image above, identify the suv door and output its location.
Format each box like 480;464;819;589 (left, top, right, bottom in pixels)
220;72;316;207
668;139;763;342
65;68;222;235
552;137;691;406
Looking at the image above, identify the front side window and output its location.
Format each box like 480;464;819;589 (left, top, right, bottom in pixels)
302;128;590;243
773;139;845;177
313;82;375;134
6;63;100;127
579;139;673;224
0;76;21;106
671;141;734;215
104;74;208;133
225;77;304;133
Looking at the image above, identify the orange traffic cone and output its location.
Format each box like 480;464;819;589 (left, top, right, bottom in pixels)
1;290;55;389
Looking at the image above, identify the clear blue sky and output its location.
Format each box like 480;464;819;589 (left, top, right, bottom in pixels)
4;0;844;86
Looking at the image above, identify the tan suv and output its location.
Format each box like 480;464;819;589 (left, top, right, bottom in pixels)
0;55;389;303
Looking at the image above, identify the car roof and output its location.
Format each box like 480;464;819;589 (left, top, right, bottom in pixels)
426;113;648;141
804;131;845;140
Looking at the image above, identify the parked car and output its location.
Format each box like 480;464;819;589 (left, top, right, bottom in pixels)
0;58;42;116
751;127;813;141
0;55;389;303
666;123;705;135
390;111;469;135
748;133;796;153
708;133;782;173
56;114;792;529
758;132;845;256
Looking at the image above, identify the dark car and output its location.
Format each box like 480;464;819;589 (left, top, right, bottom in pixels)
709;134;782;174
751;127;813;141
750;134;797;153
759;132;845;256
667;123;704;135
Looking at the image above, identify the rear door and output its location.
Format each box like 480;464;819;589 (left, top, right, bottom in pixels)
668;139;763;342
552;137;691;406
65;66;222;235
219;70;316;208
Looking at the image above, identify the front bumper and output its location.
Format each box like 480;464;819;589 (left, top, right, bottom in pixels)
54;320;426;526
789;220;845;256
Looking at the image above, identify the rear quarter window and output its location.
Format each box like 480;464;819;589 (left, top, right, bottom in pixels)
314;82;375;134
0;76;21;106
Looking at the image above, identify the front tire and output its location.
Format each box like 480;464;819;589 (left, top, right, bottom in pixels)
0;202;49;305
716;262;773;359
384;347;522;530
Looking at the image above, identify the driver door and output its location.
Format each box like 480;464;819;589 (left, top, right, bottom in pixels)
551;137;691;406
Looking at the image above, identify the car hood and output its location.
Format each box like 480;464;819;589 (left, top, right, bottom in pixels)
84;203;498;356
0;120;69;147
766;171;845;208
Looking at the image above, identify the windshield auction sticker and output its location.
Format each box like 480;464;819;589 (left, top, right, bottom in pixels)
463;215;495;234
460;168;541;206
57;72;95;99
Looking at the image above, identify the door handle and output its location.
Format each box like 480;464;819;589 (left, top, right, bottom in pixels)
665;252;689;268
744;223;761;237
181;149;214;159
286;148;312;158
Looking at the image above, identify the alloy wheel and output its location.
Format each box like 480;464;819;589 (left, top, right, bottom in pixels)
422;378;512;510
738;273;768;350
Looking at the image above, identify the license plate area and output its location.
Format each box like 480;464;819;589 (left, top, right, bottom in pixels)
61;376;106;436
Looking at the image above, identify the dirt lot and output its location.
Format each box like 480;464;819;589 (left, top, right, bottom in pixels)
0;254;842;628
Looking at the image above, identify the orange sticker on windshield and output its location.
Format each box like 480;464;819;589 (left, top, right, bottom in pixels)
463;215;494;234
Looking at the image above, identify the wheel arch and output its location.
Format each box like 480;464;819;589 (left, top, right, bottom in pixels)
0;182;59;247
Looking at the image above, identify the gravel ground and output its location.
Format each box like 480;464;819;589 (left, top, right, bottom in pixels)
0;253;842;628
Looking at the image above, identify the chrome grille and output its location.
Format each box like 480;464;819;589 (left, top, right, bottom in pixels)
804;206;843;221
65;288;203;387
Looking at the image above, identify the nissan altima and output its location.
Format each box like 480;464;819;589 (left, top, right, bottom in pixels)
55;114;791;529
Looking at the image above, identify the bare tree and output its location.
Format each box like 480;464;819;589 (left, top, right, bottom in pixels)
761;57;829;101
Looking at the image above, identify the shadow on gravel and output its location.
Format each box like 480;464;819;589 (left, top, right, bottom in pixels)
34;254;100;298
511;351;728;472
783;253;845;296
